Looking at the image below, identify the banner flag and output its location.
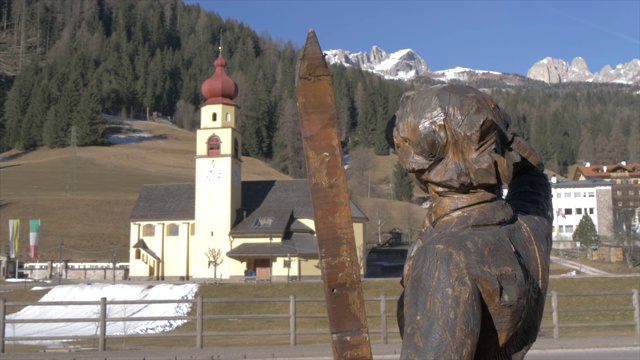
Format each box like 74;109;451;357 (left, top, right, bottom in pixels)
9;219;20;259
29;219;40;259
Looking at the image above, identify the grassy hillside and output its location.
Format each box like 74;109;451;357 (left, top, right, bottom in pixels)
0;120;290;263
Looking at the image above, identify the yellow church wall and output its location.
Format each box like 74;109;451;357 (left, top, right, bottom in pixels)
129;221;194;280
299;258;322;276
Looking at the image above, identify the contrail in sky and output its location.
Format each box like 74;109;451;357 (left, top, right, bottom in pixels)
545;4;640;45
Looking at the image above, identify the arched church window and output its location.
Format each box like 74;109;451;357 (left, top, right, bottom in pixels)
212;112;217;122
143;224;155;237
234;138;240;159
190;223;196;236
208;135;221;156
226;113;231;122
167;223;179;236
135;248;141;260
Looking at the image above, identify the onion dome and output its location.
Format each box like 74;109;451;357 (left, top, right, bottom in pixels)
201;54;238;107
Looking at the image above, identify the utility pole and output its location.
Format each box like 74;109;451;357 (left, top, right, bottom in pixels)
58;239;64;285
67;126;77;195
112;250;117;284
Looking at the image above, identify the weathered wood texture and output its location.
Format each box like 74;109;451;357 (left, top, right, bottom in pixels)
296;29;372;359
389;85;553;359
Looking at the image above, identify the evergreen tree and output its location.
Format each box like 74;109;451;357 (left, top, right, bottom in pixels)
3;60;39;149
272;94;305;178
573;214;600;248
627;125;640;163
392;161;414;202
73;83;106;146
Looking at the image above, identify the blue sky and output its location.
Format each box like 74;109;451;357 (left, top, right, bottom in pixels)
187;1;640;76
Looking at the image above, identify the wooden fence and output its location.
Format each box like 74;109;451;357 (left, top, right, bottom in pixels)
0;290;638;353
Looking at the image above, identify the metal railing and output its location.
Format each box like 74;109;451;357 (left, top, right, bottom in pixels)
1;289;638;353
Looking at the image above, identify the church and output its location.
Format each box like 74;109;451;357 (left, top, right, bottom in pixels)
128;52;368;281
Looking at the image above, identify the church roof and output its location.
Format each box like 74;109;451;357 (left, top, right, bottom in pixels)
227;233;319;259
132;239;161;261
230;207;293;237
241;180;368;221
129;180;368;224
129;183;195;221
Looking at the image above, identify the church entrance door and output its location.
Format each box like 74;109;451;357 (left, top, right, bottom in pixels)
255;259;271;280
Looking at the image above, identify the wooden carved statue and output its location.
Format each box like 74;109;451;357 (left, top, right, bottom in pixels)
388;84;553;359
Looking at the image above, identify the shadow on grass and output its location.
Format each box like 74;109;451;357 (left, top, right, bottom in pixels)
0;149;34;163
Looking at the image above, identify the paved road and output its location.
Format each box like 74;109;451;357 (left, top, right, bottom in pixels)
1;336;638;359
526;348;640;360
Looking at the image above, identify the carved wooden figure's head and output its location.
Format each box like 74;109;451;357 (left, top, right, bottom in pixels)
387;84;528;194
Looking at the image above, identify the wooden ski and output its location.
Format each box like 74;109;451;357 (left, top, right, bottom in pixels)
296;29;373;359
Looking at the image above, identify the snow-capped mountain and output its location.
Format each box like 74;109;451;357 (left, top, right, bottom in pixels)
527;57;640;85
325;46;526;85
324;46;429;80
325;46;640;86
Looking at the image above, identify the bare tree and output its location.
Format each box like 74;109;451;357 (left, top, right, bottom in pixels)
373;209;388;246
347;146;375;198
283;253;296;281
205;248;224;281
403;204;424;244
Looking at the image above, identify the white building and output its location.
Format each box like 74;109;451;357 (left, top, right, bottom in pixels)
504;177;614;249
550;179;613;248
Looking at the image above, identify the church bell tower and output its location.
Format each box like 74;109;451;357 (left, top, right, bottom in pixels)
193;52;241;279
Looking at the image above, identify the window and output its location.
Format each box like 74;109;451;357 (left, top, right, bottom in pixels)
576;208;583;215
135;248;141;260
565;225;574;233
630;190;635;196
226;113;231;122
212;112;217;122
588;208;594;215
617;190;623;196
574;192;582;197
167;223;179;236
190;223;196;236
208;135;221;157
556;193;561;198
588;192;595;197
143;224;155;237
253;217;274;228
564;208;573;215
559;225;564;233
564;192;571;198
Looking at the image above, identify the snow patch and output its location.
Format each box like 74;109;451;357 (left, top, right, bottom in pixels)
6;283;198;344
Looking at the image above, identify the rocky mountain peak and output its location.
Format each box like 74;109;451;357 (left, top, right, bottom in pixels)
527;57;640;85
324;46;429;80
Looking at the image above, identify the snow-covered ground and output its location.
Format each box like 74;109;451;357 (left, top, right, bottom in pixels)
4;282;198;344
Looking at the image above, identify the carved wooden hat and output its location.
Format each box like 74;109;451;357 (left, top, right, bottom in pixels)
387;84;542;191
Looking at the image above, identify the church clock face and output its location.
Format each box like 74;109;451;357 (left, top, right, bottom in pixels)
205;160;222;183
